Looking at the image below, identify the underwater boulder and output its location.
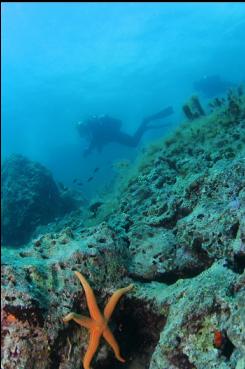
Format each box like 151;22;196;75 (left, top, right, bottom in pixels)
1;154;78;246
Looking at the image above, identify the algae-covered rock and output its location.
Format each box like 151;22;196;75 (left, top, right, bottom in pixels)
1;155;81;246
145;262;244;369
106;92;245;284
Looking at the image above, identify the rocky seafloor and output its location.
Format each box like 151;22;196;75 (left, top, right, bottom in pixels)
1;90;245;369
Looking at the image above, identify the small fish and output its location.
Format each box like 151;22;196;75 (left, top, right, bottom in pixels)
93;167;100;173
87;176;94;182
89;201;103;214
58;182;68;191
73;179;83;186
113;159;130;170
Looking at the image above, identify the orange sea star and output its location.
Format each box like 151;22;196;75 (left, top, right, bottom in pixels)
63;271;134;369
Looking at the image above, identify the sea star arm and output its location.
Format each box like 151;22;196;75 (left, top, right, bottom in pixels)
63;312;94;329
103;326;125;363
83;328;102;369
74;271;103;322
103;284;134;320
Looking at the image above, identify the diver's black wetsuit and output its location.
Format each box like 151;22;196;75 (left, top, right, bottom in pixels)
79;106;173;157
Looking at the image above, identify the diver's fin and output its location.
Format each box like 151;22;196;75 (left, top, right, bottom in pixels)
144;106;174;124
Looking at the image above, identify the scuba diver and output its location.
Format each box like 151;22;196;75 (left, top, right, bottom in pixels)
193;75;235;98
76;106;174;157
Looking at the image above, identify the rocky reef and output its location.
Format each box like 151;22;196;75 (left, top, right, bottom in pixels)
1;155;84;246
1;90;245;369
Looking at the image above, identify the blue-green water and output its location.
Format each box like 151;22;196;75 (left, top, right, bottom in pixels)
2;2;245;200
